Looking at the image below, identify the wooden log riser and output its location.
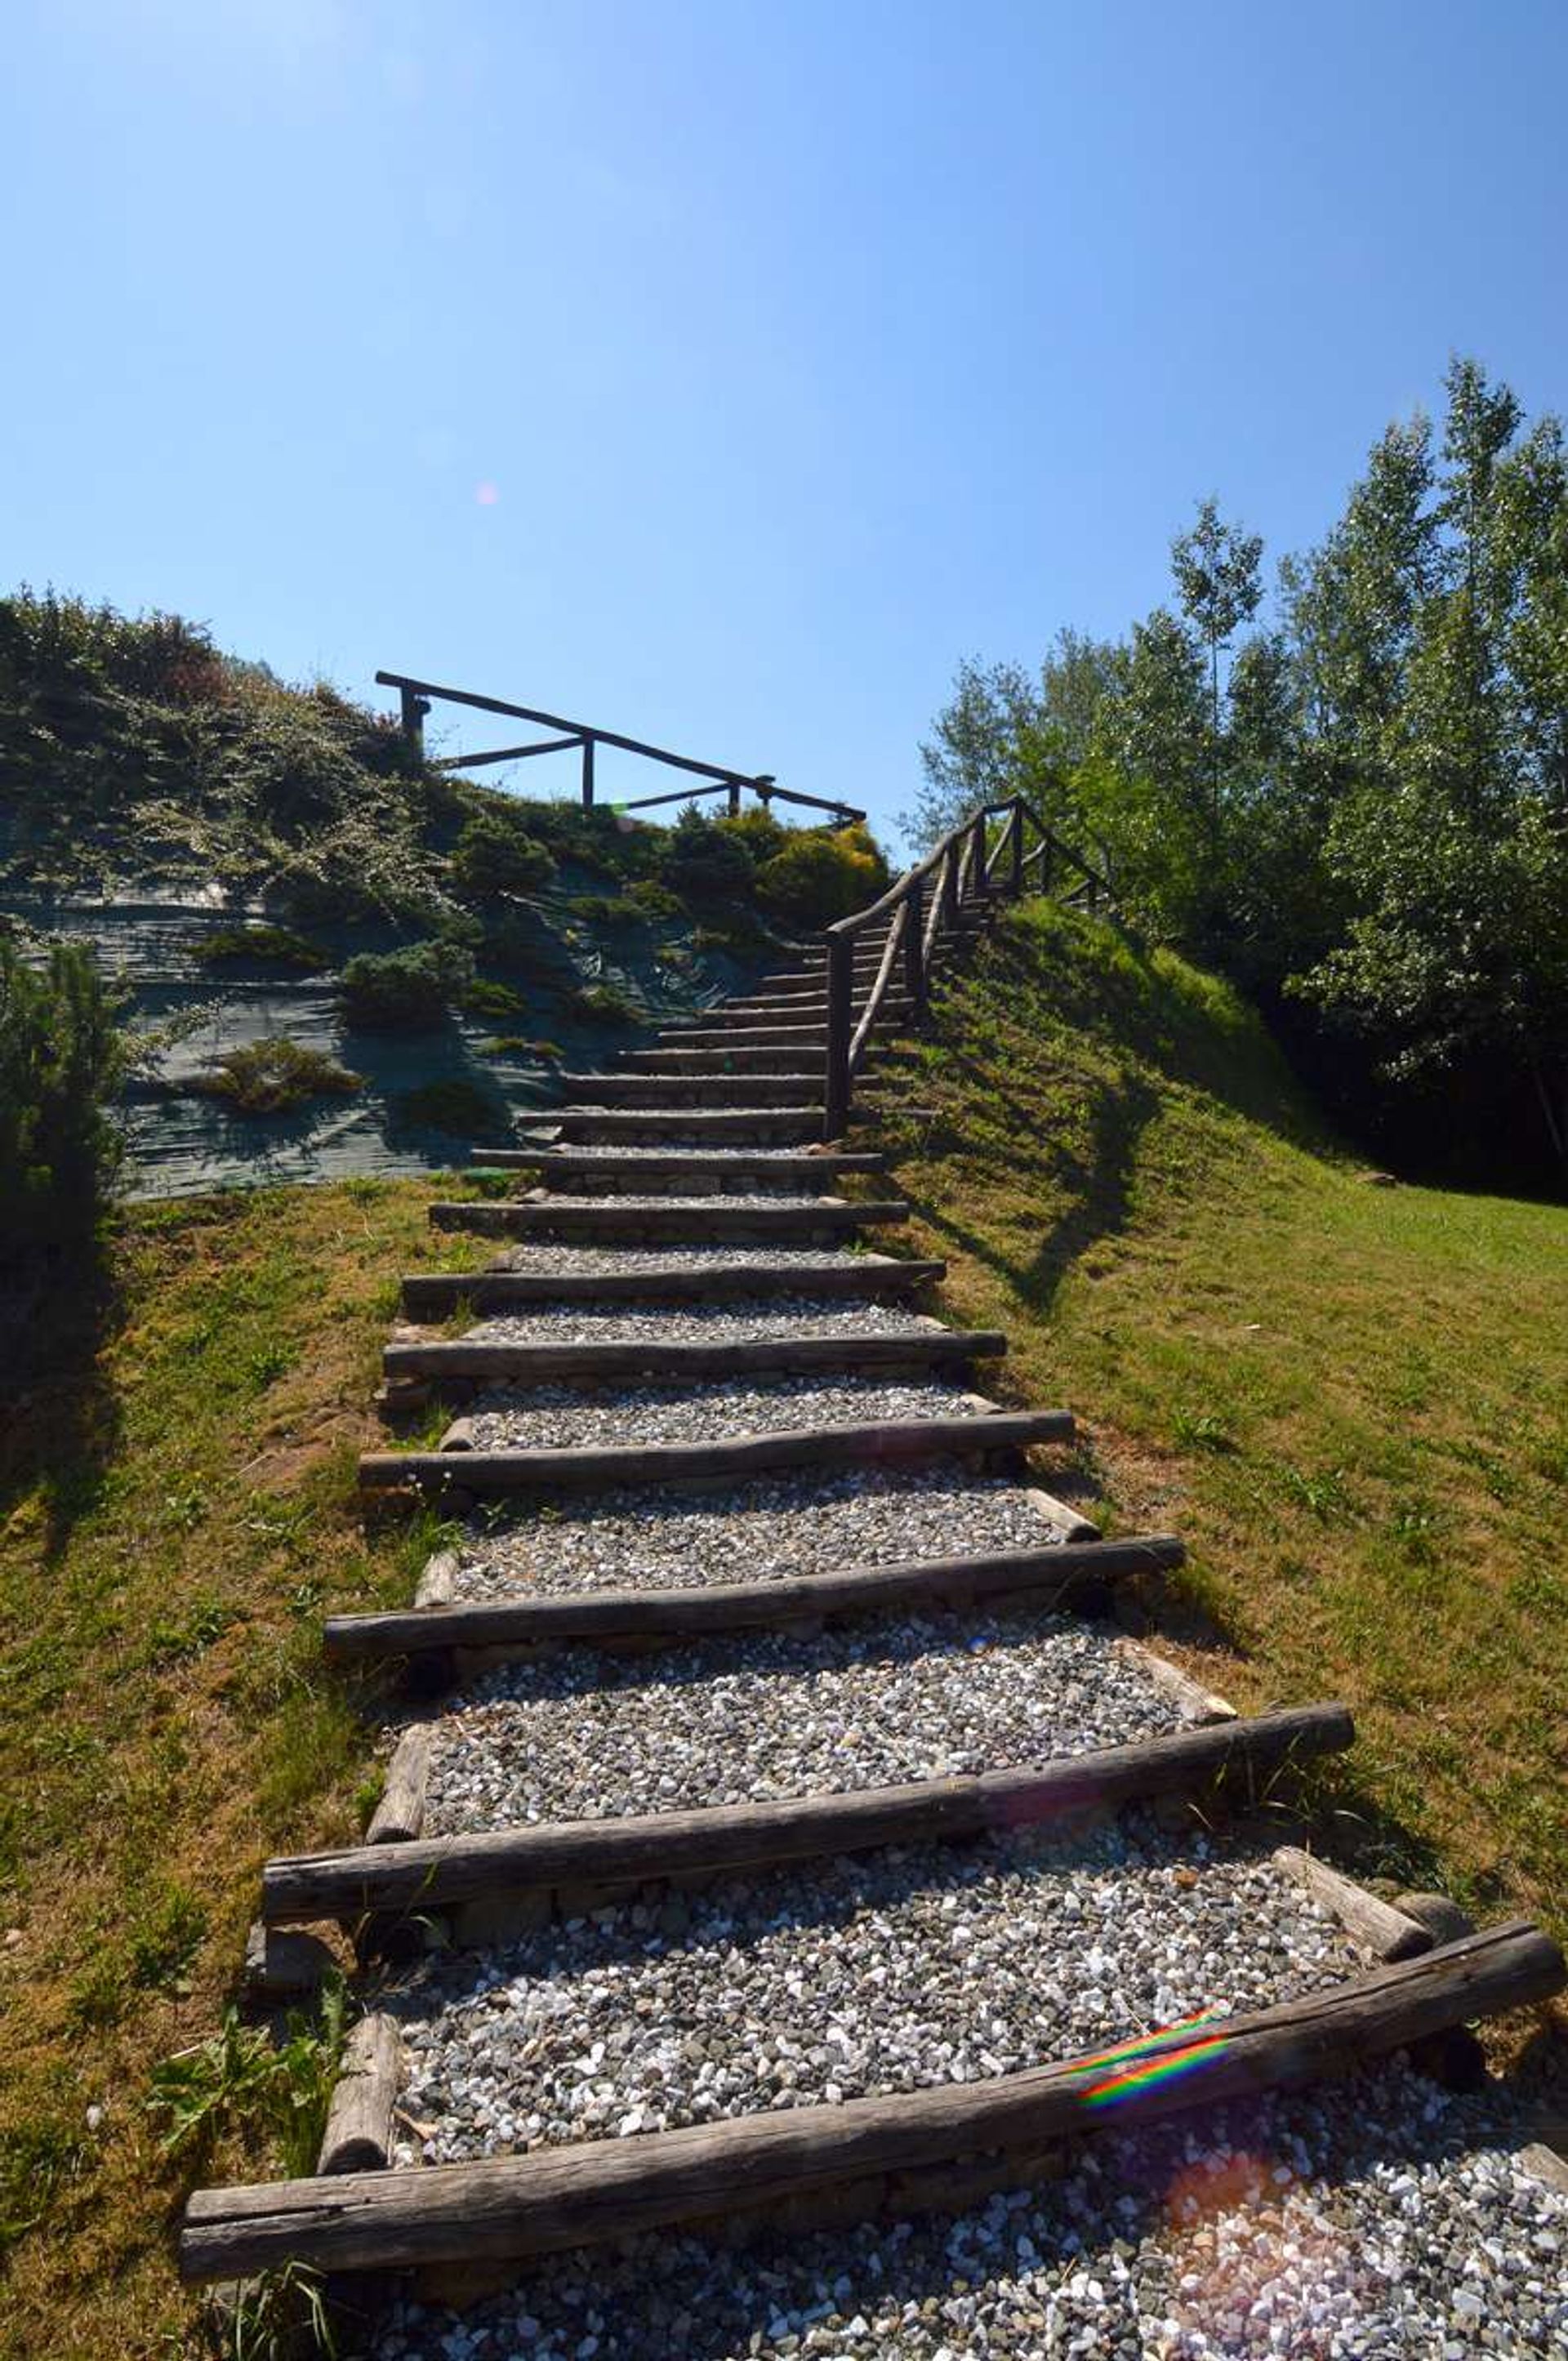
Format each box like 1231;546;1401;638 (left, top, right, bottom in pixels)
177;1923;1566;2283
426;1205;910;1241
466;1152;886;1178
554;1113;824;1143
321;1536;1185;1665
399;1260;947;1317
617;1051;834;1072
317;2016;401;2176
557;1076;827;1106
358;1411;1073;1498
261;1707;1352;1925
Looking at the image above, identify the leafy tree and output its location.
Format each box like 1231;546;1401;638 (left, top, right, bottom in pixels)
1170;497;1264;811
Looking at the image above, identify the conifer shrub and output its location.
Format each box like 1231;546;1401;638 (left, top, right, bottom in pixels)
0;934;126;1254
336;941;475;1031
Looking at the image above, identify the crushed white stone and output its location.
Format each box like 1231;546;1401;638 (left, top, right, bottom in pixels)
422;1610;1183;1831
455;1375;985;1453
491;1243;885;1276
464;1297;943;1347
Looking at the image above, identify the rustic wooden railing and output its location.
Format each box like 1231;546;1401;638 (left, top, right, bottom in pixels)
822;796;1112;1137
376;670;865;826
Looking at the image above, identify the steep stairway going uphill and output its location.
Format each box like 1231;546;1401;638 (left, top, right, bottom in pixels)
180;798;1568;2357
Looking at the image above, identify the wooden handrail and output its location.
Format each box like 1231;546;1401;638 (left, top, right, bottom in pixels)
376;669;865;826
820;794;1116;1138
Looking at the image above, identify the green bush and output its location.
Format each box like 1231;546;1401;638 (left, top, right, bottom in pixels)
659;806;757;905
566;982;642;1026
754;823;889;926
482;1035;564;1061
627;880;682;920
461;977;525;1018
568;893;647;929
388;1080;510;1138
189;924;325;972
189;1039;361;1115
0;933;126;1254
337;940;475;1031
450;812;556;899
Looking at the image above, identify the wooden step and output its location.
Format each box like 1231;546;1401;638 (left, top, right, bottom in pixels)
653;1026;831;1051
381;1328;1007;1392
323;1532;1179;1665
552;1107;824;1143
178;1922;1566;2283
259;1706;1354;1926
465;1149;887;1183
559;1073;828;1107
399;1257;947;1319
427;1199;909;1243
358;1407;1073;1499
619;1047;829;1073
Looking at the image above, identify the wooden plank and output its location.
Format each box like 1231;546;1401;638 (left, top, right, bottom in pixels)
399;1259;946;1317
381;1330;1007;1387
1273;1846;1434;1962
261;1706;1352;1923
357;1409;1074;1497
318;2016;401;2176
322;1534;1185;1664
466;1150;888;1179
426;1201;911;1239
558;1074;823;1104
179;1922;1566;2281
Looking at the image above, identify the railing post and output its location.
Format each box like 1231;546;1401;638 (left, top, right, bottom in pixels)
970;813;988;898
581;736;596;809
727;780;742;817
941;841;960;933
903;879;927;1018
1009;802;1024;897
399;685;429;757
823;930;854;1141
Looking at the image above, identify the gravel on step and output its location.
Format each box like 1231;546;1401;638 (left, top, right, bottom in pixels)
456;1375;980;1453
464;1297;943;1347
388;1822;1361;2165
422;1611;1183;1832
364;2066;1568;2359
450;1467;1070;1600
514;1191;843;1209
489;1244;880;1276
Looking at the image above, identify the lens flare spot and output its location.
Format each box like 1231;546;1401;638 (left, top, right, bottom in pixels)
474;481;500;507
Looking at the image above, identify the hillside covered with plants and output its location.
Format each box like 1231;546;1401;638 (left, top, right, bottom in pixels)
914;359;1568;1187
0;593;887;1200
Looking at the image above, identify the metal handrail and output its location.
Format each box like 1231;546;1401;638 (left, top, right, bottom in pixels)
821;795;1116;1136
376;669;866;827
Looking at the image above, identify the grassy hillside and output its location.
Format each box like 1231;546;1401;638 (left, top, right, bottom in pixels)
874;901;1568;1944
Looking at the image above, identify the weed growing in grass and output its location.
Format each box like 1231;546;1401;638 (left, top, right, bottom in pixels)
1171;1407;1236;1453
224;2260;339;2361
0;2121;91;2262
149;1976;350;2179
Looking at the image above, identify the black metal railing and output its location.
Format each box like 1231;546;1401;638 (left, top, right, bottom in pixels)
376;670;866;827
822;796;1113;1136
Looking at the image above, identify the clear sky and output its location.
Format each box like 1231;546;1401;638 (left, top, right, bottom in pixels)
4;0;1566;846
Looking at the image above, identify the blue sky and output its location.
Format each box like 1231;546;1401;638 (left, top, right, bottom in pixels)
4;0;1566;846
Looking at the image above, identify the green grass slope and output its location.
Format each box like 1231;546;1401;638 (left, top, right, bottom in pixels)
875;900;1568;1943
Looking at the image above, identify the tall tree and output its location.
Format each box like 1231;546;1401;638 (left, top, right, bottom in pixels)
1169;497;1264;815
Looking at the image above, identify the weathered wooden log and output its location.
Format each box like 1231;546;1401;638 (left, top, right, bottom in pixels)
555;1107;822;1141
1116;1638;1236;1726
365;1728;430;1845
179;1921;1566;2281
322;1535;1183;1665
382;1330;1006;1388
427;1201;910;1240
357;1409;1074;1499
261;1706;1352;1924
1274;1846;1434;1962
400;1258;946;1317
558;1073;822;1105
317;2015;401;2176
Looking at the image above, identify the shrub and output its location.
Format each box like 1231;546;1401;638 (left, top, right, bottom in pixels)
189;1040;361;1115
461;977;525;1018
754;823;889;926
190;924;325;971
566;982;642;1025
660;806;757;905
388;1080;510;1138
482;1036;564;1061
568;893;647;929
337;940;475;1031
627;880;682;920
450;812;556;899
0;933;126;1255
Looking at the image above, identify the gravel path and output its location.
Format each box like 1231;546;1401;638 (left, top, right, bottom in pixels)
490;1244;885;1276
457;1375;983;1452
514;1190;845;1209
422;1612;1183;1831
364;2067;1568;2359
448;1468;1070;1600
465;1298;946;1346
388;1824;1361;2163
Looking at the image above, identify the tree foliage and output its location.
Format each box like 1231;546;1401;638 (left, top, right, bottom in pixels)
918;359;1568;1177
0;934;127;1254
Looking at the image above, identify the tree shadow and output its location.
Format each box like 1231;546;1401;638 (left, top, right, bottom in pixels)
0;1230;126;1561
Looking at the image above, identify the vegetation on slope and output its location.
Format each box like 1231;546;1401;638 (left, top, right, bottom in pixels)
875;901;1568;1941
0;1179;492;2357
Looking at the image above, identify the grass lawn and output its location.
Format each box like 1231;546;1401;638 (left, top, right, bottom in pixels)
0;1178;490;2359
873;902;1568;1948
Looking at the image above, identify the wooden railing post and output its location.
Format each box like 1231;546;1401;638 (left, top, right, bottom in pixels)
399;685;429;757
727;781;742;817
580;736;596;809
1009;801;1024;897
941;841;960;933
970;813;988;898
903;880;926;1017
823;931;854;1141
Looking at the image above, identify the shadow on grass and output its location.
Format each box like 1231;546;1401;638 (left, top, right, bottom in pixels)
0;1230;125;1560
